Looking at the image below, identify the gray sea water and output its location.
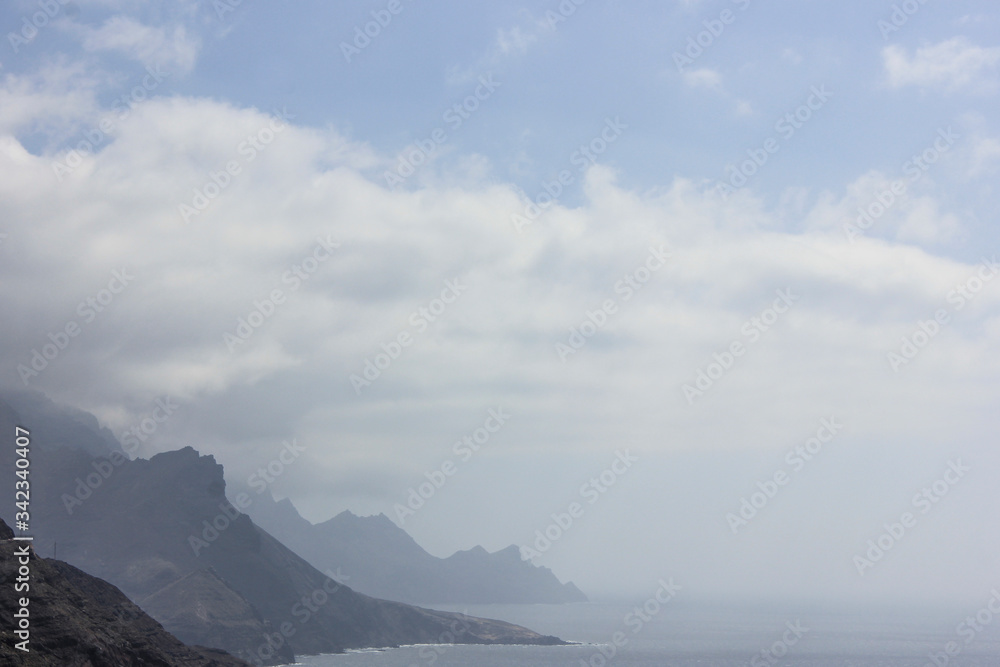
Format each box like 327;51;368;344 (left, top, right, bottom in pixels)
284;602;1000;666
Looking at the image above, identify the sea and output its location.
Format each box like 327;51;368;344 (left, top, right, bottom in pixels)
281;601;1000;666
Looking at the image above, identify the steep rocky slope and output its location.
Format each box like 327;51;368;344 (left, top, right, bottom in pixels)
0;391;565;664
0;518;249;667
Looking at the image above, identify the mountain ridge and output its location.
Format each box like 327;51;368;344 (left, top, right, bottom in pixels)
242;492;588;605
0;390;568;664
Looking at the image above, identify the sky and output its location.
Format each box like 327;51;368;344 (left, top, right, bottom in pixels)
1;0;999;607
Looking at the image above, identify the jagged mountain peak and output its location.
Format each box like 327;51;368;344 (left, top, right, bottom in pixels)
244;492;588;605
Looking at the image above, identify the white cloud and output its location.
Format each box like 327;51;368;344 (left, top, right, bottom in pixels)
968;136;1000;176
883;37;1000;93
2;95;995;450
494;25;537;59
0;60;104;139
803;168;969;247
894;196;964;244
682;67;722;90
447;13;548;84
75;15;200;74
4;90;1000;606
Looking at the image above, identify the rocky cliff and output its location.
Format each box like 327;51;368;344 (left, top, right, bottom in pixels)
0;518;249;667
0;391;566;665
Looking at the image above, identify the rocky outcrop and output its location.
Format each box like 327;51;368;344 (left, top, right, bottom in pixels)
0;518;249;666
0;391;566;664
48;447;566;660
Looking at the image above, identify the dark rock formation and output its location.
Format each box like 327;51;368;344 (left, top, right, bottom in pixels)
0;392;566;665
0;518;249;666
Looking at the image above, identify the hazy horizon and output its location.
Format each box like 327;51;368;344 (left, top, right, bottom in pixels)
2;0;999;614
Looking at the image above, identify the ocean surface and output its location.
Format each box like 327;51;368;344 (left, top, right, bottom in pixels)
284;601;1000;666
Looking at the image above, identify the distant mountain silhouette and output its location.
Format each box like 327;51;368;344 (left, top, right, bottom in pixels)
244;492;588;604
1;388;126;458
0;392;567;664
0;517;249;666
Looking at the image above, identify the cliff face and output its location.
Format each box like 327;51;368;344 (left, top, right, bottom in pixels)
0;392;566;665
34;446;564;660
0;518;249;667
244;494;588;605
